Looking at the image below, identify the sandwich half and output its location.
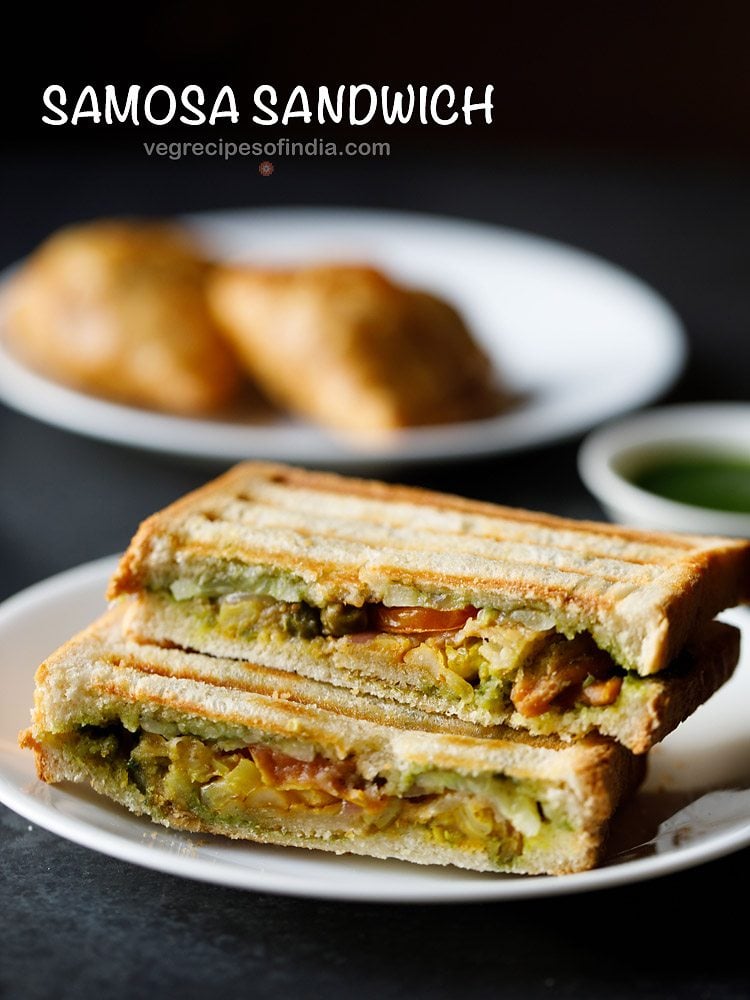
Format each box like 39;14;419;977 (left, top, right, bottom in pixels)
109;462;748;752
21;607;645;875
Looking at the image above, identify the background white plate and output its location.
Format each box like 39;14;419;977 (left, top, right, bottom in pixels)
0;208;686;466
1;558;748;902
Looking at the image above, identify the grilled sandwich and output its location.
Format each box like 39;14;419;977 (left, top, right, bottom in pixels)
20;607;645;875
109;462;749;752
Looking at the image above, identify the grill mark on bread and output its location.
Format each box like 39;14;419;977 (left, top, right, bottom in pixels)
96;646;503;738
117;467;744;583
107;462;750;677
99;650;445;729
152;541;635;612
228;471;699;547
192;508;664;586
231;468;696;548
128;461;719;559
207;492;695;566
170;520;669;592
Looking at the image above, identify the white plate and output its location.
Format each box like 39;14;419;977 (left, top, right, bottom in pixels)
1;558;748;902
0;208;686;467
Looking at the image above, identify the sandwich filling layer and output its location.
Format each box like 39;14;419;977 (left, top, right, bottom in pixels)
40;719;575;867
153;578;628;719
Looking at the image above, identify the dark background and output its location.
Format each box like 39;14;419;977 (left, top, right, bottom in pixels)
1;5;749;999
8;1;750;158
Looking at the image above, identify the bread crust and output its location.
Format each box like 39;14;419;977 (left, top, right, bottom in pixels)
108;462;750;676
20;607;645;875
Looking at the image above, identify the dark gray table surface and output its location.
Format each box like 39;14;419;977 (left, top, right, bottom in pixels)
1;151;748;999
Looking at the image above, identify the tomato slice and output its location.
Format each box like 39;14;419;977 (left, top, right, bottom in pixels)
372;605;477;634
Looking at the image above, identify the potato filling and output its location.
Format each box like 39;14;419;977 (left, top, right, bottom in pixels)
165;588;624;716
65;724;557;857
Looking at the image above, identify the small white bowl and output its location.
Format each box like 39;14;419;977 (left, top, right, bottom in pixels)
578;403;750;537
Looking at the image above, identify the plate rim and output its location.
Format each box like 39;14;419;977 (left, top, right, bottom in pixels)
0;206;687;467
1;556;748;903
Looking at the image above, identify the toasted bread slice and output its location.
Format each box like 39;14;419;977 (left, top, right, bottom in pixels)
21;607;644;876
109;462;750;676
123;591;739;753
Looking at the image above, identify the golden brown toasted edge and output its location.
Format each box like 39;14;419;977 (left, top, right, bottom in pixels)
574;737;648;835
645;543;748;676
107;465;255;597
573;619;739;754
107;461;750;602
625;620;740;752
